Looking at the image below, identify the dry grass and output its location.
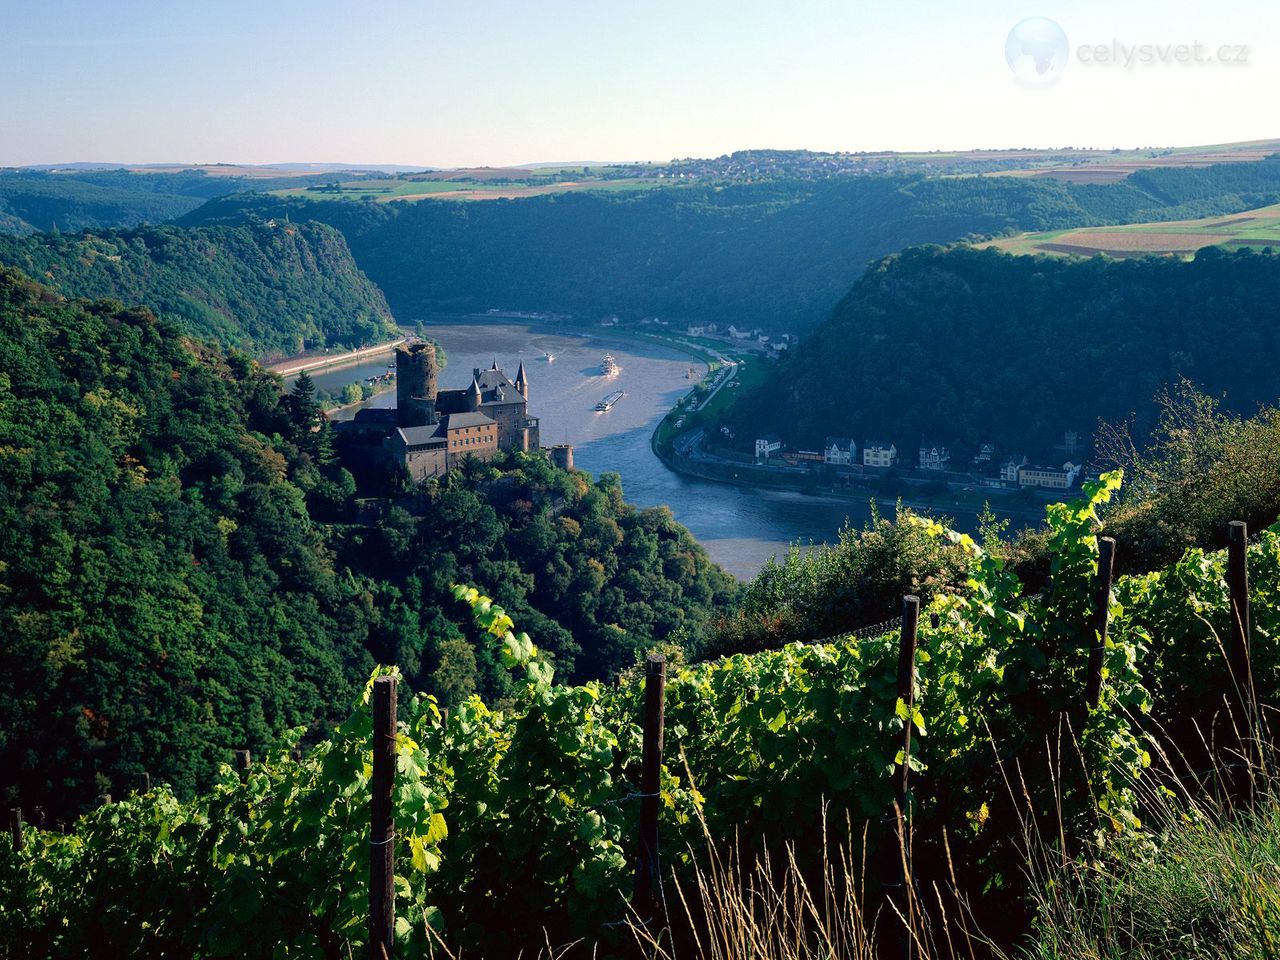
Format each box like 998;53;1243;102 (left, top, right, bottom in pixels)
422;693;1277;959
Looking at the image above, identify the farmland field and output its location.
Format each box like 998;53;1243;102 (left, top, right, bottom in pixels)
269;168;673;202
984;203;1280;258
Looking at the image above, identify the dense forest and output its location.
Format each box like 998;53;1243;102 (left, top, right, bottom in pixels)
0;222;397;357
0;267;735;819
719;244;1280;457
180;159;1280;332
0;167;374;235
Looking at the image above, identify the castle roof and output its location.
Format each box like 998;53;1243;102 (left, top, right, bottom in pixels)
444;411;494;431
472;366;524;405
395;424;447;447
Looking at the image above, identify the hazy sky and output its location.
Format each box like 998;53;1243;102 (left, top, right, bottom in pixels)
1;0;1276;167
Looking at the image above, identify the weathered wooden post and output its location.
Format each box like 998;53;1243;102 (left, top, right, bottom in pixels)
1085;538;1117;710
234;749;251;780
1227;521;1255;802
1227;522;1254;722
880;596;920;960
370;676;398;960
894;597;921;814
636;654;667;924
10;808;22;853
142;773;151;793
97;793;112;808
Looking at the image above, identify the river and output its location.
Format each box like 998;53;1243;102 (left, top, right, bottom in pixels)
309;321;1009;580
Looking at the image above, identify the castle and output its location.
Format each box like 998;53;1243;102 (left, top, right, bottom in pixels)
386;340;541;481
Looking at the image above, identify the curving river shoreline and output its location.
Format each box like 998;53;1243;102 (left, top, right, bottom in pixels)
305;319;1017;579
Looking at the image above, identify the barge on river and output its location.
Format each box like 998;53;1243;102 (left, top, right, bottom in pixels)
595;390;625;412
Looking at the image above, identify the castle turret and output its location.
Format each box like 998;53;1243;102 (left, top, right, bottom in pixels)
396;341;438;427
514;361;528;398
549;444;573;471
466;376;482;413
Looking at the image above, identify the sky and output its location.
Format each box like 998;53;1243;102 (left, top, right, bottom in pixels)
1;0;1276;168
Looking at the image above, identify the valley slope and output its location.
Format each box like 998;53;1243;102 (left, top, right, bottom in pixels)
718;244;1280;456
180;158;1280;333
0;221;397;356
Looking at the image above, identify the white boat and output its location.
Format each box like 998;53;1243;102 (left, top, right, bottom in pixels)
595;390;625;412
542;351;555;362
600;354;620;376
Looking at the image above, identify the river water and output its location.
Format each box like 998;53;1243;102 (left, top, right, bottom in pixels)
310;321;992;580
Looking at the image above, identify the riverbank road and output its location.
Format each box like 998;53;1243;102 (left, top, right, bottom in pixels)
689;360;738;413
269;337;408;377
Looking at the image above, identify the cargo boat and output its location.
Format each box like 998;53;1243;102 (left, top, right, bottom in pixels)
595;390;625;412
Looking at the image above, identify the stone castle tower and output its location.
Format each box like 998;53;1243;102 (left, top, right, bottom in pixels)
396;341;438;427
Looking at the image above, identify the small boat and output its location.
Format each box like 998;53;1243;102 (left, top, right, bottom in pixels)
595;390;625;412
542;351;555;362
600;354;620;376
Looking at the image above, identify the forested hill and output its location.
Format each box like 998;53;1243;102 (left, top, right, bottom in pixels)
0;168;366;235
0;267;735;817
180;159;1280;332
0;221;397;357
720;244;1280;456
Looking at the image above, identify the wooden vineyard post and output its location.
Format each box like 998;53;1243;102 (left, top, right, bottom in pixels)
1227;522;1254;726
9;808;22;853
880;596;920;960
234;750;251;781
370;676;398;960
1085;538;1117;710
1227;521;1255;801
636;654;667;924
894;597;921;815
97;794;112;808
142;773;151;793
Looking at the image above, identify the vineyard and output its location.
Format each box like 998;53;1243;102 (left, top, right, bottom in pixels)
3;471;1277;958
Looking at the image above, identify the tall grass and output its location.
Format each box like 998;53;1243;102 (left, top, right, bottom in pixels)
1022;712;1280;960
620;718;1280;960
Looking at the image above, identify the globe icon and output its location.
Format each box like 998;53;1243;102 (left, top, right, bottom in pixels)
1005;17;1069;84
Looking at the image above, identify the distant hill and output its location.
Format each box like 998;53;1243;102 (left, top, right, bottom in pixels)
719;244;1280;458
0;168;382;235
181;159;1280;333
0;221;396;357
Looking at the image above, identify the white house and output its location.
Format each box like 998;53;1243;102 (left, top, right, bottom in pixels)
687;323;707;336
824;437;857;466
1018;462;1082;490
863;441;897;468
972;442;996;465
918;443;950;471
1000;455;1029;483
755;434;783;460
